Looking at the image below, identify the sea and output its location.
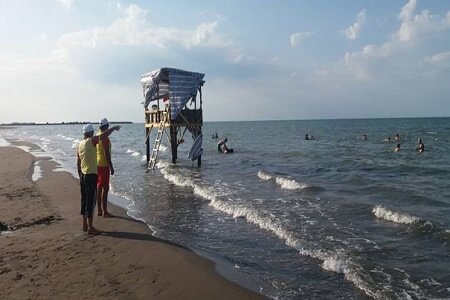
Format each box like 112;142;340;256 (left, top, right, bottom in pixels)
1;118;450;299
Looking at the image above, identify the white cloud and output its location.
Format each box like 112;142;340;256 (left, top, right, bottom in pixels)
424;51;450;64
290;32;314;47
397;0;417;41
343;9;366;40
341;0;450;82
56;0;74;9
399;0;416;22
37;32;48;41
395;0;439;42
54;4;231;60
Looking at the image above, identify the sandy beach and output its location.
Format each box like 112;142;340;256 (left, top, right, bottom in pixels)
0;145;263;299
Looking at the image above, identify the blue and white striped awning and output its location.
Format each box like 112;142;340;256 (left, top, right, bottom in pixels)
141;68;205;119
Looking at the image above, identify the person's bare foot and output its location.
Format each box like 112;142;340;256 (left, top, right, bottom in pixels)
97;210;103;216
102;212;113;218
83;225;88;232
87;227;100;236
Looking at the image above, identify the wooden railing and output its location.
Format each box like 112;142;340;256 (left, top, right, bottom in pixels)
145;109;202;127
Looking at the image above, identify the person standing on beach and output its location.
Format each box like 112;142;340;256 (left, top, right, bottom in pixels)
77;123;121;235
96;118;115;217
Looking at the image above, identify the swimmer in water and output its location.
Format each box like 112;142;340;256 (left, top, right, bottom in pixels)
416;139;425;153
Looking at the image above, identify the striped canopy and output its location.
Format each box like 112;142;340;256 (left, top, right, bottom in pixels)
141;68;205;119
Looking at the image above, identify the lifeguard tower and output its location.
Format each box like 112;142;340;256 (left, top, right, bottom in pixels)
141;68;205;169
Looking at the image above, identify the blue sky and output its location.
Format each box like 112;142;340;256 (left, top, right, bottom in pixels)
1;0;450;123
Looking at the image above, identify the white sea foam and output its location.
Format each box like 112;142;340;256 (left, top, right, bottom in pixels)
160;163;357;283
419;278;442;286
0;138;10;147
275;177;309;190
71;139;80;149
159;144;168;152
257;171;308;190
56;148;68;156
32;161;43;182
16;145;31;153
372;205;420;224
158;162;381;299
257;170;272;181
126;149;140;157
158;162;300;247
301;247;382;298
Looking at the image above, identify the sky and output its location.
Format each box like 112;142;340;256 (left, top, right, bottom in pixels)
1;0;450;123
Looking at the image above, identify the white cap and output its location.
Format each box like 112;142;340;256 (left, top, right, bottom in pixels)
100;118;109;126
83;124;94;133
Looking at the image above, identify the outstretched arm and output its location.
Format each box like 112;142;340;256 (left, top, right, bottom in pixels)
92;125;121;145
102;125;121;138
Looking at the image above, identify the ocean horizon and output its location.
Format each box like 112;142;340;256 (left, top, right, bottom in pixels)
3;115;450;126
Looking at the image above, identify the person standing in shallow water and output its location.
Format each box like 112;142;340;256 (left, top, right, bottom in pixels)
77;123;121;235
96;118;115;217
417;139;425;153
217;138;229;153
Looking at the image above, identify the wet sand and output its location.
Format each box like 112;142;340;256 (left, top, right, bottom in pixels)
0;146;263;299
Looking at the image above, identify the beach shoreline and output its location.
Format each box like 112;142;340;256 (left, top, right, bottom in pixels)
0;144;263;299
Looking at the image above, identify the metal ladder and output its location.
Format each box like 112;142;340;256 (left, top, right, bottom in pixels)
148;109;169;170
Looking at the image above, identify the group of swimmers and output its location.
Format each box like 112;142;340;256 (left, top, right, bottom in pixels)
378;133;425;153
305;133;315;140
214;131;425;155
393;139;425;153
305;131;425;153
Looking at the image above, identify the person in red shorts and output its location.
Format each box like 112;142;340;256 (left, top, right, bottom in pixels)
96;118;115;217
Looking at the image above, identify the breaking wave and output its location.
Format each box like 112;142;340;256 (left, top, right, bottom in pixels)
158;163;379;298
257;171;309;190
275;177;309;190
372;205;420;224
257;170;272;180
